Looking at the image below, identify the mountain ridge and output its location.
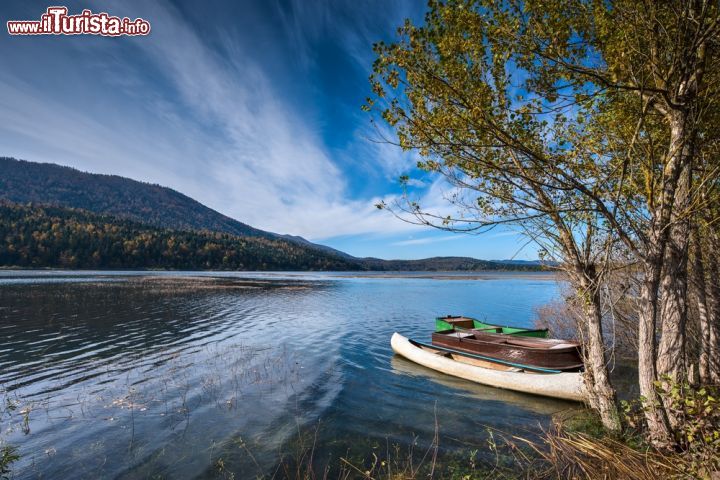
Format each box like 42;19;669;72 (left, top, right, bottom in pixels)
0;157;545;271
1;157;284;239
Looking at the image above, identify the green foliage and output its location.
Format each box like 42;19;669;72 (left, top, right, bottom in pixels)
0;202;361;271
0;444;19;480
622;381;720;477
367;0;636;245
560;410;607;439
0;202;542;272
368;0;718;248
660;382;720;475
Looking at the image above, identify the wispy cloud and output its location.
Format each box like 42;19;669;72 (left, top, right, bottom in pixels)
0;0;428;241
391;235;463;246
127;1;428;239
404;178;427;188
3;0;530;261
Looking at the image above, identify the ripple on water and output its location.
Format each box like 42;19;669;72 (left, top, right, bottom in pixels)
0;272;563;479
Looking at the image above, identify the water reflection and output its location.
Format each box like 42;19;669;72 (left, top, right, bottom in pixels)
0;272;562;478
389;356;577;417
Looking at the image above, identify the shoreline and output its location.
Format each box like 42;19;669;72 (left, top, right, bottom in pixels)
0;270;561;286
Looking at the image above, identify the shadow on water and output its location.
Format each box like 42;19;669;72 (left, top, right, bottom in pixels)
388;355;578;417
0;271;568;479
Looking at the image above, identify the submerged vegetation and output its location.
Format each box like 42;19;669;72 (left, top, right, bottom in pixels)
1;274;718;479
0;444;18;480
204;392;720;479
236;392;720;480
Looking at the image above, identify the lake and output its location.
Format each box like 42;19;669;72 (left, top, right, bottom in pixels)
0;271;571;478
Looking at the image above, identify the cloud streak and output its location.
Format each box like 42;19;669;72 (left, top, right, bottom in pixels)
391;235;463;246
0;1;540;259
0;0;429;241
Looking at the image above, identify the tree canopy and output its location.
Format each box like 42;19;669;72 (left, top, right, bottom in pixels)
369;0;720;448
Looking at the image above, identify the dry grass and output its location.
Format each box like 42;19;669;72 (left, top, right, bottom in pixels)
512;410;720;480
522;428;685;479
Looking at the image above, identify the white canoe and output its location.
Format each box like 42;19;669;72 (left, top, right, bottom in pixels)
391;332;586;402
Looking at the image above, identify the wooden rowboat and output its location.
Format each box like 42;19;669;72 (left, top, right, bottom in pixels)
391;333;585;402
432;329;584;371
435;315;549;338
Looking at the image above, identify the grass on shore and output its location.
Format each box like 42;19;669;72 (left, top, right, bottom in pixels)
237;402;719;480
4;405;717;479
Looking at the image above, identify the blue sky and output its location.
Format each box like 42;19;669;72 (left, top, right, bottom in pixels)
0;0;533;260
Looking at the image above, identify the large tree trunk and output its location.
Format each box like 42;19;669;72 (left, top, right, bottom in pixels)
636;108;694;448
656;115;692;387
656;238;688;382
655;111;694;430
690;227;712;384
643;0;708;437
705;239;720;383
637;258;674;448
570;265;620;433
580;277;621;433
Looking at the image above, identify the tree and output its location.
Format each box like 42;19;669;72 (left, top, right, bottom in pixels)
369;0;624;432
368;0;720;447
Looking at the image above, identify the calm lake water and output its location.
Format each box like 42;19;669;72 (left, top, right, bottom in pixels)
0;270;571;479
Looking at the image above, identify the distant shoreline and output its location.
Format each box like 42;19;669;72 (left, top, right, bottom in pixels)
0;267;556;274
0;269;561;282
334;271;559;280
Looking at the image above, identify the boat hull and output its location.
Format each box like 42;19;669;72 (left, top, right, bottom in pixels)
432;330;583;371
391;333;585;402
435;316;549;338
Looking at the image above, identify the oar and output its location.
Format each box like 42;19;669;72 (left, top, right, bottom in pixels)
410;339;564;374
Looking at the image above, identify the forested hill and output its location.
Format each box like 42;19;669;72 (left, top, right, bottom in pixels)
0;203;362;271
360;256;544;271
0;157;275;239
0;158;545;271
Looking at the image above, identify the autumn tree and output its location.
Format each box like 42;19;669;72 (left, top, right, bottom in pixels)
369;0;626;432
368;0;720;446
